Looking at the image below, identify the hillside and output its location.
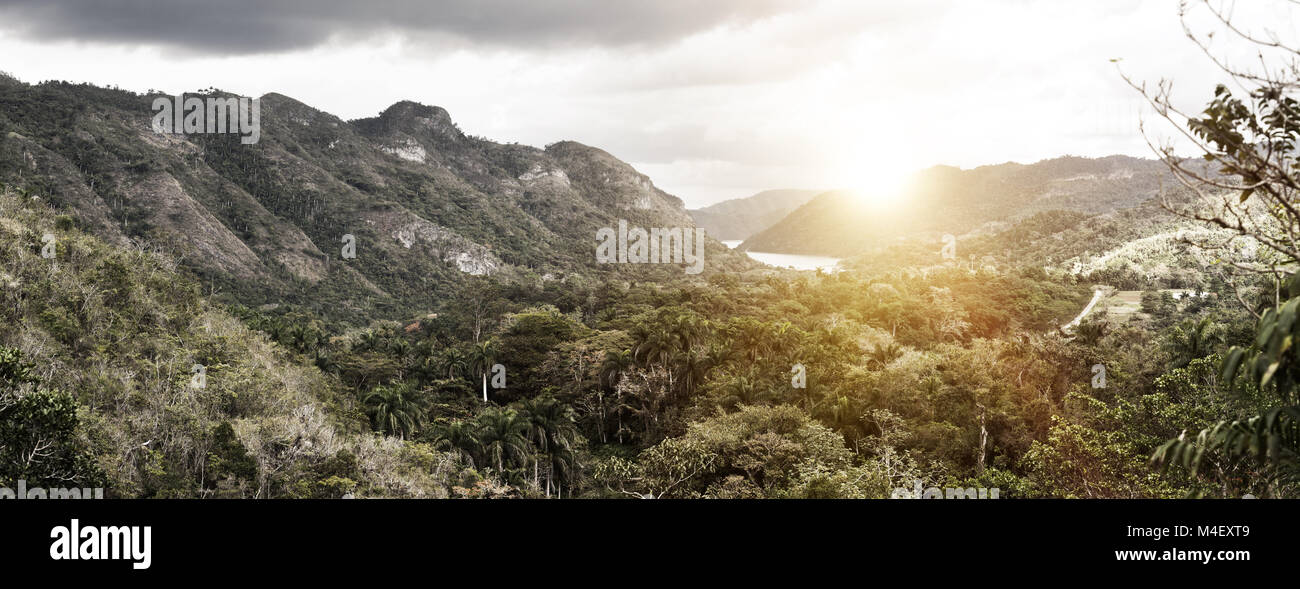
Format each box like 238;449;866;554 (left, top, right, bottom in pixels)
741;156;1175;257
0;79;752;324
0;186;465;497
688;189;821;241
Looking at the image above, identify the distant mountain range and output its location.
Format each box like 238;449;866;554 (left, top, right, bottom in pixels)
740;156;1178;257
687;189;821;241
0;76;1197;310
0;79;750;323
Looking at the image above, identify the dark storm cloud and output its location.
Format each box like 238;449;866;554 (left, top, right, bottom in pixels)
0;0;800;54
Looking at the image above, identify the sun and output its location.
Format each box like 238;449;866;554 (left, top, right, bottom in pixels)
826;145;920;210
843;169;914;211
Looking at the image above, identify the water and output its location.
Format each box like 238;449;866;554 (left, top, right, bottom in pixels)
722;240;841;272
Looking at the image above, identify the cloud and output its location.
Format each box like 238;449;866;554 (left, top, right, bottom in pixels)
0;0;801;54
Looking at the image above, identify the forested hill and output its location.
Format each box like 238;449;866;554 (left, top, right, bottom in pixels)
0;187;462;497
688;189;821;241
0;78;751;324
741;156;1175;257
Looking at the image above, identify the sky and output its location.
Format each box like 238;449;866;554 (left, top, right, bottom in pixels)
0;0;1292;208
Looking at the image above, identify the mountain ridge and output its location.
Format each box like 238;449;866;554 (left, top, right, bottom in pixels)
0;80;751;323
740;155;1177;257
688;188;821;241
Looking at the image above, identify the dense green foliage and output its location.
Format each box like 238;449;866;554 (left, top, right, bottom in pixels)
2;66;1296;499
206;212;1275;498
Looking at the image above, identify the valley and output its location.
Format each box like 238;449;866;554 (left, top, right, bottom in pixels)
4;0;1300;580
0;73;1293;500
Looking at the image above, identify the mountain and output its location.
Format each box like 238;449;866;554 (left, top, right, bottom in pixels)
687;189;820;241
740;156;1176;257
0;79;750;324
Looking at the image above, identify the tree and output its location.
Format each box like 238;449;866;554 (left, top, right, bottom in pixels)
436;347;467;380
361;382;424;439
867;342;904;368
735;319;772;363
599;349;634;443
600;349;633;388
1126;1;1300;317
612;405;855;498
0;347;102;487
205;421;258;497
1135;1;1300;494
632;324;676;368
1156;284;1300;493
1162;316;1223;368
672;347;711;399
1024;414;1174;498
475;407;530;475
617;365;675;442
430;420;480;468
670;312;708;355
494;307;583;400
1074;318;1108;348
468;339;499;403
459;277;503;344
519;395;579;496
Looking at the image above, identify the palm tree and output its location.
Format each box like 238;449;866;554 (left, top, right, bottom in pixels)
600;349;633;390
287;322;318;354
430;420;480;467
633;326;676;368
519;397;556;490
671;313;707;355
672;348;712;399
356;329;381;353
415;338;439;361
600;349;634;443
720;372;761;409
1163;317;1222;368
738;321;772;363
361;383;424;439
704;341;732;370
389;337;412;361
475;407;530;474
770;321;797;360
468;339;499;402
548;444;577;499
519;396;579;495
816;395;863;438
437;347;467;380
412;356;439;386
868;342;903;368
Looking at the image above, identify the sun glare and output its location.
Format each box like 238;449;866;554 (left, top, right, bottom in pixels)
828;143;920;210
843;169;913;210
848;182;904;209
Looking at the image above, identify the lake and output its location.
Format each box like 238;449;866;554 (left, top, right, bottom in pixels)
722;240;842;272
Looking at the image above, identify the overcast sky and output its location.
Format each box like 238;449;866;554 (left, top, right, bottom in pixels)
0;0;1292;207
